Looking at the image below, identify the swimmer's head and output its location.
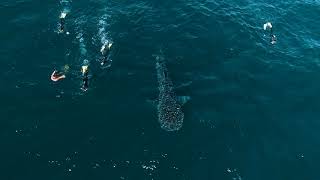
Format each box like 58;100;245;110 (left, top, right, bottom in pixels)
83;59;89;66
263;22;272;30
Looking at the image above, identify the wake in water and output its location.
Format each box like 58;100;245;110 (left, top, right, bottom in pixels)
97;14;113;68
155;54;184;131
76;32;87;57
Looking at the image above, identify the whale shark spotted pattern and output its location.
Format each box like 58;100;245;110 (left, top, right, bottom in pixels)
155;55;184;131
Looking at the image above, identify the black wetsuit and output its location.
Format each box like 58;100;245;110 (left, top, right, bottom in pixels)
269;28;276;43
59;18;65;32
101;47;111;65
82;71;89;90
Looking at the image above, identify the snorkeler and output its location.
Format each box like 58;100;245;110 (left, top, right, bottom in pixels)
270;34;277;44
100;42;113;66
59;12;67;33
51;70;66;82
51;64;69;82
264;22;277;44
81;64;89;91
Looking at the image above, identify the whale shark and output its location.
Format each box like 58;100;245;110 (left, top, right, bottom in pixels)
155;54;185;131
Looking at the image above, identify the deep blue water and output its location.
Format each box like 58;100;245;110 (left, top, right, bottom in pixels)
1;0;320;179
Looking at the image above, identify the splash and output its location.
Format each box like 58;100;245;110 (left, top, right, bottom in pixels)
98;14;112;45
60;12;67;19
97;13;113;68
60;0;72;14
263;22;277;44
155;54;184;131
263;22;272;30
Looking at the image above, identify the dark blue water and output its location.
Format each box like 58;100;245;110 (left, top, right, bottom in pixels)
1;0;320;179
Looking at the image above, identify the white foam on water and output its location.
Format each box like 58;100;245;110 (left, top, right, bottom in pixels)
100;43;107;53
60;12;67;19
98;14;112;45
60;0;72;9
60;0;72;3
100;42;113;54
98;19;107;43
97;13;114;68
263;22;272;30
60;0;71;16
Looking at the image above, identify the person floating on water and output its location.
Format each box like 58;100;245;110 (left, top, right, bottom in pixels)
270;34;277;45
59;12;67;33
81;61;89;91
264;22;277;44
51;64;69;82
51;70;66;81
100;42;113;66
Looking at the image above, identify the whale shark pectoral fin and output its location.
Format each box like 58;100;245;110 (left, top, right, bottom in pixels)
146;99;159;108
176;96;191;105
174;81;193;91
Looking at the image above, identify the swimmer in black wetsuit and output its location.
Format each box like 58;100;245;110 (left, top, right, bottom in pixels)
81;65;89;91
59;12;67;33
264;22;277;44
269;26;277;44
59;18;65;33
100;42;113;66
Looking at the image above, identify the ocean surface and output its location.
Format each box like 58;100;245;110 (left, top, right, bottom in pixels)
1;0;320;179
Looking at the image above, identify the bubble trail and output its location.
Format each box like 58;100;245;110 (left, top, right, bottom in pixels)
60;0;72;14
97;14;113;67
76;32;88;57
98;14;111;45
